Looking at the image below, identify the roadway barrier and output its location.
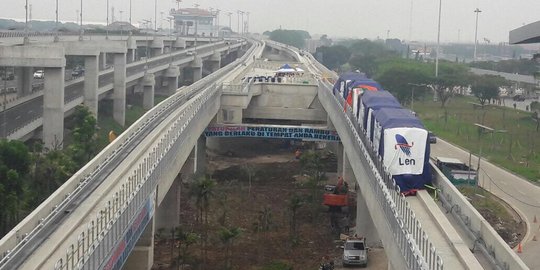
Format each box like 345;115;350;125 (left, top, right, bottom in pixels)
431;161;529;270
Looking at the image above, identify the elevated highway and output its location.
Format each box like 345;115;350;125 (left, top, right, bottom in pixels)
0;38;246;142
0;38;528;270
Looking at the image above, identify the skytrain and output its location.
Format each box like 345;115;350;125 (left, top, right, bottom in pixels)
332;72;431;194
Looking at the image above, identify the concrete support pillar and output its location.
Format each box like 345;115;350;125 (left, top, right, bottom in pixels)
122;217;155;270
113;53;127;126
83;55;99;116
126;34;137;63
343;150;353;185
164;65;180;96
141;73;155;110
173;37;186;51
99;52;107;70
194;135;206;175
336;143;344;176
43;67;65;149
150;37;164;57
155;177;181;232
127;48;136;63
191;56;203;82
207;52;221;73
355;183;382;248
14;67;33;97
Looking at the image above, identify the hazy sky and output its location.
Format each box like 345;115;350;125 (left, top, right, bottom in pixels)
1;0;539;43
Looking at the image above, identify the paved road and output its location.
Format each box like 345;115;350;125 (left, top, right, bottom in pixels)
333;248;387;270
499;97;539;111
430;139;540;269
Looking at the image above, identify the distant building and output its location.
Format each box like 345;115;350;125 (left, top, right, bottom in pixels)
105;21;138;32
305;39;323;53
170;8;217;37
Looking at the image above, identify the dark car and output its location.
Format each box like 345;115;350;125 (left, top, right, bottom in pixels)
428;131;437;144
0;71;14;80
513;95;525;101
71;67;85;77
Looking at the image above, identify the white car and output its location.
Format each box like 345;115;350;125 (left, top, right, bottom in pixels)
33;70;44;79
186;50;196;56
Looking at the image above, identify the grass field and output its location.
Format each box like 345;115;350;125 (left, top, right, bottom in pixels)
413;95;540;182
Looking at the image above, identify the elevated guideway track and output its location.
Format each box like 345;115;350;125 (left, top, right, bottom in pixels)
0;39;263;270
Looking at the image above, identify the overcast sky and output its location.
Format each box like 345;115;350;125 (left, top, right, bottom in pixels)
1;0;538;43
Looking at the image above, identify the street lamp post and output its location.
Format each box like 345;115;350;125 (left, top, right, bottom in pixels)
54;0;59;42
474;8;482;62
24;0;29;44
79;0;83;41
129;0;132;25
435;0;442;77
106;0;109;39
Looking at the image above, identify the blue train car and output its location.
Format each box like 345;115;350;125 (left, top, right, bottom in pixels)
358;90;402;140
371;108;431;193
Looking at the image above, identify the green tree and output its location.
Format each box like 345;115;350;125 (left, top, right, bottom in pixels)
315;45;351;70
175;227;199;270
531;101;540;132
430;62;471;108
288;193;304;245
218;226;242;269
0;140;30;234
471;75;507;105
31;148;76;204
375;61;432;103
189;175;217;263
68;105;98;166
268;29;310;48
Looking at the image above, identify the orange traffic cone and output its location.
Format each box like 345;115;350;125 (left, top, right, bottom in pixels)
517;243;523;253
534;215;538;223
533;235;538;241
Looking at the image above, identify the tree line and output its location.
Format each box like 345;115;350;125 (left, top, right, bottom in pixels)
0;106;98;236
315;39;511;108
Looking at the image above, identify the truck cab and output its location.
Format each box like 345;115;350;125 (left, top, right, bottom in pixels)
435;157;477;186
343;237;368;267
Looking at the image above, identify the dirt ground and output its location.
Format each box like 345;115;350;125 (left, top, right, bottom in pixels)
152;139;373;270
151;136;525;269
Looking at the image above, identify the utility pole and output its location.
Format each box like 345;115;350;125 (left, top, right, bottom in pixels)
129;0;132;25
435;0;442;77
79;0;83;41
106;0;109;39
474;8;482;62
54;0;59;42
24;0;29;44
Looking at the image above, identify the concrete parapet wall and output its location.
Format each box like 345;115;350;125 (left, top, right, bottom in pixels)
416;190;483;269
430;161;529;270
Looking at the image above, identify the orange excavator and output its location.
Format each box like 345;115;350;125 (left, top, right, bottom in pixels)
323;177;349;207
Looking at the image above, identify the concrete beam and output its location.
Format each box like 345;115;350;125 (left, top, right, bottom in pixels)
122;217;154;270
0;46;65;67
58;40;127;56
244;107;327;122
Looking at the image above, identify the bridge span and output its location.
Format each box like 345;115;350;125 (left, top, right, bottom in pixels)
0;38;528;270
